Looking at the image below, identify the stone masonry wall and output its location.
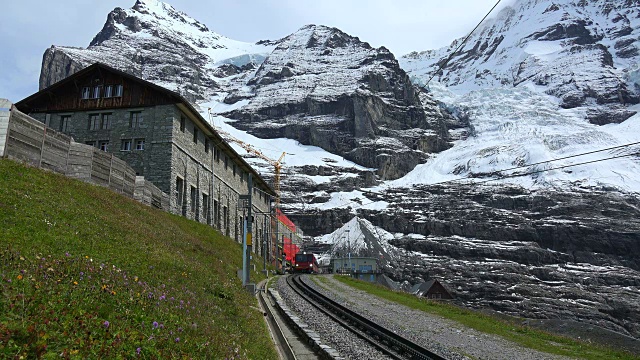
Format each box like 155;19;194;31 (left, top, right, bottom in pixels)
29;103;272;256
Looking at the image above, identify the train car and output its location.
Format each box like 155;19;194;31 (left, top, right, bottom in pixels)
292;253;318;274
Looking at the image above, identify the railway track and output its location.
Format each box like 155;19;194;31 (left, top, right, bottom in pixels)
286;274;448;360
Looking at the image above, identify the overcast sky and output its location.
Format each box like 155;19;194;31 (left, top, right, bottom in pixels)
0;0;512;102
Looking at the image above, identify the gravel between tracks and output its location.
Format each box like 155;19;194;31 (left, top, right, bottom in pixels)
275;276;392;359
303;274;573;360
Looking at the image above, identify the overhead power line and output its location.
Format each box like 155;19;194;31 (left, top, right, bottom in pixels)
327;146;640;210
419;0;502;91
357;141;640;196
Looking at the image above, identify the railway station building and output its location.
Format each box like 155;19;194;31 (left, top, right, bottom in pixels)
15;63;276;255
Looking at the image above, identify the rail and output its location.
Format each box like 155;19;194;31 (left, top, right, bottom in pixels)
286;274;447;360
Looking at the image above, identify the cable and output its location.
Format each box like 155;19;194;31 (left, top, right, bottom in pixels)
324;150;640;210
419;0;502;91
475;151;640;184
489;141;640;174
357;141;640;195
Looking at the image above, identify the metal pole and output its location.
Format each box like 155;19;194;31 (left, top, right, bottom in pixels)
242;217;247;285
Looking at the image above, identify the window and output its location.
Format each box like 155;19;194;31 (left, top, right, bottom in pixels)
99;141;109;152
193;128;198;144
224;155;228;169
101;113;111;130
202;193;210;224
114;84;123;97
205;138;209;153
180;117;186;132
135;139;145;150
176;177;184;212
214;147;220;161
233;164;236;177
92;86;101;99
81;87;91;99
89;114;100;130
85;141;97;147
104;85;113;98
44;114;51;127
190;186;197;213
60;115;70;132
130;111;142;128
240;170;245;183
121;139;132;151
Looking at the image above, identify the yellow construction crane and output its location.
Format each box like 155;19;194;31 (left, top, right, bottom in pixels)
208;109;286;209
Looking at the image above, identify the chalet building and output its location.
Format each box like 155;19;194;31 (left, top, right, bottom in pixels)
410;279;454;300
15;63;275;254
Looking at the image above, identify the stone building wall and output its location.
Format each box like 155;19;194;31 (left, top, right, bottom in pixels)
29;103;272;256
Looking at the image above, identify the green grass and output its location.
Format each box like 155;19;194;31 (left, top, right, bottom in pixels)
332;275;638;360
0;159;277;359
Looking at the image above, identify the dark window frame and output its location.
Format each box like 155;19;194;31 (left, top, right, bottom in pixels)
59;115;70;132
92;86;101;99
88;114;100;130
135;138;145;151
114;84;123;97
101;113;111;130
130;111;142;128
81;87;91;99
121;139;132;151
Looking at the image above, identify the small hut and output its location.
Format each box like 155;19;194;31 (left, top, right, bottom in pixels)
410;279;454;300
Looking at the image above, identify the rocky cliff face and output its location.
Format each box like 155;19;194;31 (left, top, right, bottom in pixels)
400;0;640;124
296;183;640;338
221;25;454;179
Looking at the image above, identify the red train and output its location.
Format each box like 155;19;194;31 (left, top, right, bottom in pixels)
292;253;318;274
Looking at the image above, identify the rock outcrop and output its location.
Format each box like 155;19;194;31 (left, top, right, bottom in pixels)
221;25;455;179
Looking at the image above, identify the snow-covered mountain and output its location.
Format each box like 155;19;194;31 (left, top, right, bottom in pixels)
401;0;639;117
220;24;454;180
394;0;640;193
40;0;274;101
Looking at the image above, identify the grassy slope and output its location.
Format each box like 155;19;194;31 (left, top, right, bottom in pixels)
331;276;638;360
0;159;277;359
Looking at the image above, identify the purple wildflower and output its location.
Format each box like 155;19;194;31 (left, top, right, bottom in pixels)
159;323;164;329
159;295;165;301
65;252;70;257
175;337;180;343
136;347;141;355
152;321;158;329
103;321;110;328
